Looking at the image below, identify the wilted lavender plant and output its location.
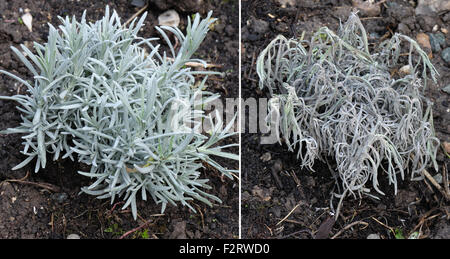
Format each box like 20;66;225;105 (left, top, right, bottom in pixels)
0;6;238;219
257;13;439;217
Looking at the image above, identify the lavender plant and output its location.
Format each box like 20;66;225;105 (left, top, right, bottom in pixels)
0;6;238;219
257;13;440;217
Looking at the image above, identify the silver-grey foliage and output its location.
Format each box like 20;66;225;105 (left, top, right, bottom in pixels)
257;13;439;216
0;6;238;219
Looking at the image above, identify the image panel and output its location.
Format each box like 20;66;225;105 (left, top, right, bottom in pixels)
241;0;449;239
0;0;239;239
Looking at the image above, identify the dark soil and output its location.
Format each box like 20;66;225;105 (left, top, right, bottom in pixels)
242;0;449;239
0;0;239;239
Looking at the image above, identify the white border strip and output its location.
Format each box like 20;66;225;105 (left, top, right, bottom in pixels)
238;0;242;240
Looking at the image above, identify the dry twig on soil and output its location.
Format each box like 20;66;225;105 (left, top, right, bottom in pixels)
330;220;368;239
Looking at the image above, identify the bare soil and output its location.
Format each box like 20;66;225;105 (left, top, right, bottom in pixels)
0;0;239;239
241;0;449;239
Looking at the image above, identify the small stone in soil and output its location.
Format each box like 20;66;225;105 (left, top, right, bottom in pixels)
51;193;68;204
444;12;450;23
241;191;251;201
443;141;450;154
260;152;271;162
441;47;450;64
276;0;296;8
67;233;80;239
249;17;269;35
433;173;443;184
442;84;450;94
428;32;446;53
131;0;146;7
367;233;381;239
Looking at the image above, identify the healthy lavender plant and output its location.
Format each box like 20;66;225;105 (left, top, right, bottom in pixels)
0;6;238;219
257;13;439;217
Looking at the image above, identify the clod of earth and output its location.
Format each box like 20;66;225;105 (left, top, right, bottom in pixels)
352;0;381;17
